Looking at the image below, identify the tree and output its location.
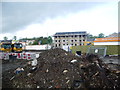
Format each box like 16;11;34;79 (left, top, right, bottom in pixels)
13;36;17;40
98;33;105;38
32;40;38;45
48;36;53;44
87;34;93;38
3;36;8;40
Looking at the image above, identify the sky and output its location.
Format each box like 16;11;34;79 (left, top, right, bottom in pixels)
0;0;118;40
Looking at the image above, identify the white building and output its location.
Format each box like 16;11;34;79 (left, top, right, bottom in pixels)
94;37;120;45
53;31;87;49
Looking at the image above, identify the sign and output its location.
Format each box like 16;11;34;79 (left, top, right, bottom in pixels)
1;52;37;60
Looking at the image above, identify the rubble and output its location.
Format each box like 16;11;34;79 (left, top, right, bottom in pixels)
2;48;120;89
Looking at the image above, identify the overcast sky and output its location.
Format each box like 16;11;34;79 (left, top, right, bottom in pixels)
0;1;118;40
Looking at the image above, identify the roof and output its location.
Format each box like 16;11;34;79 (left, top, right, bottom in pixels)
94;37;120;42
54;31;87;36
0;40;12;43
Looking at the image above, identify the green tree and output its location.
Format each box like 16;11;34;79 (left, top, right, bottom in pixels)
3;36;8;40
48;36;53;44
41;37;48;44
87;34;93;38
98;33;105;38
13;36;17;40
32;41;38;45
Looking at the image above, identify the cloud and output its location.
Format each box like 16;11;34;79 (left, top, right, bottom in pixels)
1;2;118;40
2;2;105;34
13;2;118;39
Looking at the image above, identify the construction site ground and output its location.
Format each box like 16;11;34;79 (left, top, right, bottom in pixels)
1;48;120;89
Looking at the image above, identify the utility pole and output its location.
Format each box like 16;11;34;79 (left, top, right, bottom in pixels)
47;33;48;50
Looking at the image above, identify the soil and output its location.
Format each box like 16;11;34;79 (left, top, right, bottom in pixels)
2;48;120;89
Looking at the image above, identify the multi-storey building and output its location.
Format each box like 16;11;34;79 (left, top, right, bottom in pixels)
53;31;87;48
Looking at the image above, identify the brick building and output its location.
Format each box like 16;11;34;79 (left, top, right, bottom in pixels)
53;31;87;48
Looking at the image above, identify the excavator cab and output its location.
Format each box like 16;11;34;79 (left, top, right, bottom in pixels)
0;43;12;52
12;43;23;53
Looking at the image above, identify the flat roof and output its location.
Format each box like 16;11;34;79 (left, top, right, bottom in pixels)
54;31;87;36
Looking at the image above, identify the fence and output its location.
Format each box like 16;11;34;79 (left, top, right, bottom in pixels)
71;45;120;55
0;52;37;60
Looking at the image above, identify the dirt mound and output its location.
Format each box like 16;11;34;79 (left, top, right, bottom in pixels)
2;48;120;89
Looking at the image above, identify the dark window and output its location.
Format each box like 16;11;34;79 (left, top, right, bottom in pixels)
63;40;65;42
75;44;77;46
63;44;65;45
75;40;77;42
55;44;57;47
71;40;73;42
55;40;57;42
59;44;60;46
83;35;85;37
59;40;60;42
79;40;81;42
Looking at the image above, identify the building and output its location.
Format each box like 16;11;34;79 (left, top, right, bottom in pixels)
53;31;87;48
94;32;120;45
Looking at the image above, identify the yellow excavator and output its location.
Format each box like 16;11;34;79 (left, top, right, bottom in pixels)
0;40;12;52
11;43;23;53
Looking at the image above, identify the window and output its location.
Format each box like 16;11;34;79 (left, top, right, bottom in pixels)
83;35;85;37
75;44;77;46
63;44;65;45
79;40;81;42
55;40;57;42
63;40;65;42
71;40;73;42
75;40;77;42
79;35;81;37
59;44;61;46
71;44;73;46
59;40;60;42
55;44;57;47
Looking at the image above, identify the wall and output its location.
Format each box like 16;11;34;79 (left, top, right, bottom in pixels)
25;45;51;50
71;45;120;55
94;42;120;45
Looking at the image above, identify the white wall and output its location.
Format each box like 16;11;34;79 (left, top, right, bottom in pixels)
25;45;51;50
94;42;120;45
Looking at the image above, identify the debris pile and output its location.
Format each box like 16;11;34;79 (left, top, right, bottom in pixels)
2;48;120;89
